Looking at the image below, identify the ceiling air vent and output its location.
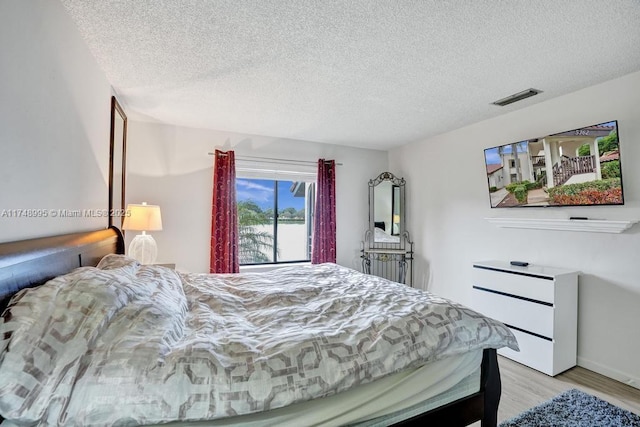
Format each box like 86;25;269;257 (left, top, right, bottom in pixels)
492;88;542;107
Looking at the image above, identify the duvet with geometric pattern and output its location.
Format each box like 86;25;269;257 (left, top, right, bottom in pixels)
0;255;517;426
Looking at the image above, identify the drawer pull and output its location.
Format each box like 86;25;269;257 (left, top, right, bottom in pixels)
505;323;553;342
473;264;553;280
472;285;553;307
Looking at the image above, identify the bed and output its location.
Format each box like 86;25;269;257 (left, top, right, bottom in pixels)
0;228;517;426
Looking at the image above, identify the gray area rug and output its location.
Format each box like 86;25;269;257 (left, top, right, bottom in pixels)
500;388;640;426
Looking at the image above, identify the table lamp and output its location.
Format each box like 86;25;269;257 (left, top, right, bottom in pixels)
393;214;401;234
122;202;163;264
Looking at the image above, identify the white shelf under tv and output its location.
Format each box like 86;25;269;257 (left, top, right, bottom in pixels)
485;217;637;233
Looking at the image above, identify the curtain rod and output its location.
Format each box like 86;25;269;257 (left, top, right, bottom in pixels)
207;153;343;166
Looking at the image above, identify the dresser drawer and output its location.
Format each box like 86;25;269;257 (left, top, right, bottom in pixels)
499;327;554;375
473;266;555;304
472;287;554;339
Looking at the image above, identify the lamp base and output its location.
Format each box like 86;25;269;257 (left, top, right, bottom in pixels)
128;233;158;264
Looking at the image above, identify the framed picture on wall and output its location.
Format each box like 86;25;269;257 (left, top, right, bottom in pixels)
109;96;127;231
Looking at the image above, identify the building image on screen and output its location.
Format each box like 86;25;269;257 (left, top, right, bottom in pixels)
484;120;623;208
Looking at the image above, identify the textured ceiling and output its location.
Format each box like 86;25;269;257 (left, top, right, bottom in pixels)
60;0;640;150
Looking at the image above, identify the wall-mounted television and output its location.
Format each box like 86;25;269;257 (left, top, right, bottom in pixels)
484;120;623;208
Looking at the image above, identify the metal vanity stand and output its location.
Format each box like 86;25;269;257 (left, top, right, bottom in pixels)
361;171;414;286
361;230;414;285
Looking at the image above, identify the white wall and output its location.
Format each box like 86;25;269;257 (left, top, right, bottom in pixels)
125;121;387;273
389;70;640;388
0;0;112;242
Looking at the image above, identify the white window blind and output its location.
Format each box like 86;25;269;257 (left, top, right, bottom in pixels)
235;159;317;182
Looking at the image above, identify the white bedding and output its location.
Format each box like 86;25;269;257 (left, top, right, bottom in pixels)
373;227;400;243
0;256;517;426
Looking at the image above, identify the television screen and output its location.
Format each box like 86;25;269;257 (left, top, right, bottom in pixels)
484;120;623;208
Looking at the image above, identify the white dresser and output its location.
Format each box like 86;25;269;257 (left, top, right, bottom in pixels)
471;260;579;376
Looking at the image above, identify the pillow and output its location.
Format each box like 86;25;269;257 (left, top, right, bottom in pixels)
97;253;140;273
0;257;188;423
0;267;135;421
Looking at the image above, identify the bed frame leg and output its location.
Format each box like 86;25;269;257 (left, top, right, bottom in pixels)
481;349;501;427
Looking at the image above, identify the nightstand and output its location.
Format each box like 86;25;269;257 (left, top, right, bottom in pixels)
153;263;176;269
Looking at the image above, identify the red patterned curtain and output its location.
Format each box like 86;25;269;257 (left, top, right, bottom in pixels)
210;150;239;273
312;159;336;264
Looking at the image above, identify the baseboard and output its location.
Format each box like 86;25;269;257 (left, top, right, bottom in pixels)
577;356;640;390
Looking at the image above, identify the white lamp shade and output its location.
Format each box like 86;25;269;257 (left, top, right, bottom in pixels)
122;203;162;231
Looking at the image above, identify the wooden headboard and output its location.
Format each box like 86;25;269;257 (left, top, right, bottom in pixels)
0;227;124;311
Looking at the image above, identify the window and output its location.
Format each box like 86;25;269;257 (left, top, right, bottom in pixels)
236;178;315;265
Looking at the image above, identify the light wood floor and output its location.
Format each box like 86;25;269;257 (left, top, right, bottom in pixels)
471;356;640;425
